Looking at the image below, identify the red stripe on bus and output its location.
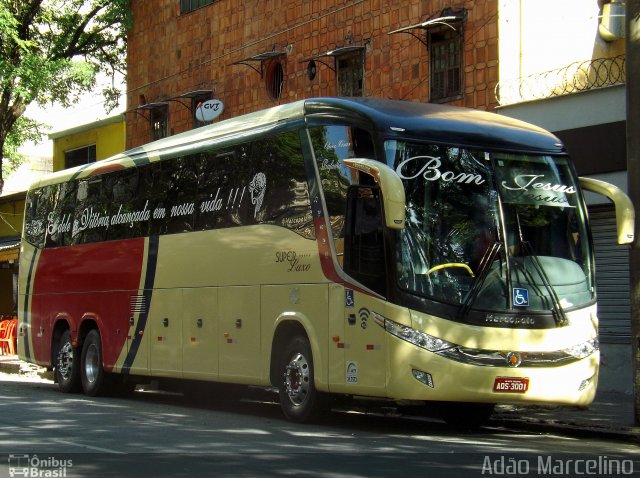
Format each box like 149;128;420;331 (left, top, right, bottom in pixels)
314;217;342;283
30;238;146;367
313;217;375;297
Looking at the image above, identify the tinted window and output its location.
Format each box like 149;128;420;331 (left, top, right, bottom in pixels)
309;125;375;266
25;130;313;248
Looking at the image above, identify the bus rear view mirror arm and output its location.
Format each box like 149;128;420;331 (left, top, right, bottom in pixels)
344;158;406;230
579;177;635;244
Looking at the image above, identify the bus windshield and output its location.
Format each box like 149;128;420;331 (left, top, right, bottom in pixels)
386;140;594;315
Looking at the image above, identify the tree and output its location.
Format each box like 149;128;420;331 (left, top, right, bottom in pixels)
0;0;131;192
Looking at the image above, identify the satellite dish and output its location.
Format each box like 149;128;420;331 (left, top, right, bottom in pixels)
307;60;317;81
195;99;224;122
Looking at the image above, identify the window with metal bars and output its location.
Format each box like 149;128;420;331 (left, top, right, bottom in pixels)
428;27;463;102
180;0;216;14
265;60;284;100
150;105;169;141
336;52;365;97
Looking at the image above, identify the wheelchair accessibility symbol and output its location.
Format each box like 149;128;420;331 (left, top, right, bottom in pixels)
513;288;529;307
345;289;354;308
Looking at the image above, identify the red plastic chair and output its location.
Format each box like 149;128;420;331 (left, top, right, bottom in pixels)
0;320;9;355
0;319;17;355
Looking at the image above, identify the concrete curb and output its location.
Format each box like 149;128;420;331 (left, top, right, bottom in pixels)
0;356;53;380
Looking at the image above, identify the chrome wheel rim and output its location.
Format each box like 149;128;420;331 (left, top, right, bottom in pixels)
84;343;100;384
284;352;310;406
57;341;74;380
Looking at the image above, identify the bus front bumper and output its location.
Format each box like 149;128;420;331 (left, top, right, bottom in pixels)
385;336;599;407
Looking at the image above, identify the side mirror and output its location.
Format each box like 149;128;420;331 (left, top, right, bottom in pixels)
579;177;635;244
343;158;405;230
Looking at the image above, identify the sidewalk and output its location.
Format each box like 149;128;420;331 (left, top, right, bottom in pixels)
1;354;638;443
0;354;52;380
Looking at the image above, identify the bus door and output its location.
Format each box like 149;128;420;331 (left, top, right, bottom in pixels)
339;186;388;394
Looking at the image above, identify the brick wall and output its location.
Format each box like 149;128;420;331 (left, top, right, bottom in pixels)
127;0;498;148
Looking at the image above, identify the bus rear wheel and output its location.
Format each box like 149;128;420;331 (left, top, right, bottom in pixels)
55;329;81;393
80;329;107;397
278;335;326;423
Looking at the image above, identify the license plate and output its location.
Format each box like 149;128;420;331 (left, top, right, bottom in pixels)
493;377;529;393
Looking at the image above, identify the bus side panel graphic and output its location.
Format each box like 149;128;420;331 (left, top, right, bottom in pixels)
29;238;146;367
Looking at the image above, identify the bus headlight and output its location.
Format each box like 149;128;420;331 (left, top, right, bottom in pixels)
373;313;454;352
562;338;599;359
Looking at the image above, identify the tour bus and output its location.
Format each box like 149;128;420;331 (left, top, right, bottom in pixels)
18;97;634;426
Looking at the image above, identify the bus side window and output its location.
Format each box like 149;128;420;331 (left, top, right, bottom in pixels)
105;168;148;241
344;185;386;296
24;189;46;248
147;157;198;235
44;183;73;248
309;125;375;267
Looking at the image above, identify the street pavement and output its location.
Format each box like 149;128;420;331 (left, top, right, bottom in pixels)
1;354;638;443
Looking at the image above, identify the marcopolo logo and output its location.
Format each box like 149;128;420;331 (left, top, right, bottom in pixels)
8;454;73;477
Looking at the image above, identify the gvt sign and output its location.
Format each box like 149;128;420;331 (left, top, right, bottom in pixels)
195;99;224;122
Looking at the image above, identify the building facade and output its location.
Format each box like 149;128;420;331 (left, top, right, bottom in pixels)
49;114;127;171
0;192;25;316
125;0;499;148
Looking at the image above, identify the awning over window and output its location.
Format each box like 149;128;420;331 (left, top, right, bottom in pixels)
231;50;286;76
304;45;366;61
302;45;366;75
178;90;213;99
136;102;169;111
0;240;20;263
387;11;466;46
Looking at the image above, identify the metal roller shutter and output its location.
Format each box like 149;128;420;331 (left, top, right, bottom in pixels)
589;206;632;343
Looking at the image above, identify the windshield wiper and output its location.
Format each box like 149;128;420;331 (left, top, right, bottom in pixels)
514;213;569;326
517;242;569;326
459;241;504;319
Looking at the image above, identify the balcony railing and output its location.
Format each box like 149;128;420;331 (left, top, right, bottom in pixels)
495;55;626;106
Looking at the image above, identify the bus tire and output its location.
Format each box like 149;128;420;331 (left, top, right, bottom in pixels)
55;329;81;393
278;335;326;423
438;402;495;429
80;329;107;397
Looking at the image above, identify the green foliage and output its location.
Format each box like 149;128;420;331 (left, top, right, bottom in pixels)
0;0;131;189
2;116;49;177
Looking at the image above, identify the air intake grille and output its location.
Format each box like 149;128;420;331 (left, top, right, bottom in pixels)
130;295;148;315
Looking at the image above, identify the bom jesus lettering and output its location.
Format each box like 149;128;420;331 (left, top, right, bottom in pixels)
395;156;485;185
501;174;576;206
501;174;576;195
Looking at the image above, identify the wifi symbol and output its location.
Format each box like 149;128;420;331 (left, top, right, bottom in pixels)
359;308;370;329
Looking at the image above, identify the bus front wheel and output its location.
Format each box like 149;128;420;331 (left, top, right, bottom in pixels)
80;329;107;397
55;329;81;393
278;335;326;423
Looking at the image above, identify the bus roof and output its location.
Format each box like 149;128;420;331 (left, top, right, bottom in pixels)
33;98;565;189
303;97;565;154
